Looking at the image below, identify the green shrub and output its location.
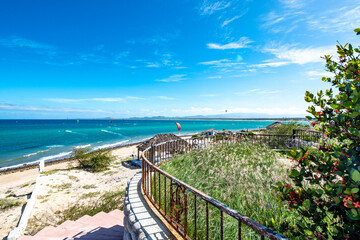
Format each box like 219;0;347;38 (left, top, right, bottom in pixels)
72;148;113;172
0;198;22;210
191;134;199;138
267;121;309;135
277;28;360;239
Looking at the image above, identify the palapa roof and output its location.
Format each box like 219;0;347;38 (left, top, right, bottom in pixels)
266;121;283;129
137;133;187;151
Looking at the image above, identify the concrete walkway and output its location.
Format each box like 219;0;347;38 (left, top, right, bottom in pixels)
123;172;173;239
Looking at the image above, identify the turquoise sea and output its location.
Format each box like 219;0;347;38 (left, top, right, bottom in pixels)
0;119;276;168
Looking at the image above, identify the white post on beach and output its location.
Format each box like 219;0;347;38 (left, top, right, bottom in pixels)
39;160;45;173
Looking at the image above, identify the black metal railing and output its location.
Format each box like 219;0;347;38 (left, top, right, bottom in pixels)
141;131;321;239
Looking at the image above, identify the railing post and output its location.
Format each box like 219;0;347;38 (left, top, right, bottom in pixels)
151;145;155;164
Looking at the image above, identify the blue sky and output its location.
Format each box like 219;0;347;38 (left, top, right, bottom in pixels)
0;0;359;119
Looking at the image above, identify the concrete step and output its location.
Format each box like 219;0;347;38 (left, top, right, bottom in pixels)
18;211;124;239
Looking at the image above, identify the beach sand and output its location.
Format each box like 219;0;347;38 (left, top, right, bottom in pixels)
0;144;139;239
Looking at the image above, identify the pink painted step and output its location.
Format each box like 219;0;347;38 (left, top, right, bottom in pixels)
18;210;124;240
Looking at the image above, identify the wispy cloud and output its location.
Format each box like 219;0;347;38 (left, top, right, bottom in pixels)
126;96;145;100
307;6;360;33
207;37;253;50
264;45;335;64
0;36;57;55
199;59;243;68
279;0;304;9
225;106;306;116
155;74;186;82
46;98;124;103
236;89;281;96
248;89;281;94
199;1;231;15
0;37;55;50
250;45;336;68
200;94;217;97
171;107;214;115
221;15;241;27
0;103;110;113
142;52;183;68
250;61;290;68
156;96;175;100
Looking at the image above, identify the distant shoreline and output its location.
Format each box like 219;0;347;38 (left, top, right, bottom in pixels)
0;118;307;121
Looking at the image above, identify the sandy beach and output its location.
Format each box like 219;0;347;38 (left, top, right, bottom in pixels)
0;144;140;239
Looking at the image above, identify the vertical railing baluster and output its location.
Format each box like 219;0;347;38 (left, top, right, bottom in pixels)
154;167;156;202
164;177;167;215
158;169;161;210
220;210;223;240
238;219;242;240
184;189;188;236
194;195;197;240
206;202;209;240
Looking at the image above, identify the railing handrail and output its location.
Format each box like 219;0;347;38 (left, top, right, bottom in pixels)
141;151;286;239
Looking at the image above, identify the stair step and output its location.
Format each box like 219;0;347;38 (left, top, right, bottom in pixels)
108;209;124;219
32;226;57;237
18;211;124;239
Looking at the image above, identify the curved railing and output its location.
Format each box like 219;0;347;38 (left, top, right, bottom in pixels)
141;135;290;239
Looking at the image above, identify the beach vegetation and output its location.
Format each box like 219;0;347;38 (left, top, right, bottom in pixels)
80;191;101;199
276;28;360;239
41;169;60;176
103;170;117;176
159;141;295;239
53;182;72;191
67;175;79;181
82;184;97;189
0;198;23;210
72;148;113;172
57;189;125;223
266;121;310;135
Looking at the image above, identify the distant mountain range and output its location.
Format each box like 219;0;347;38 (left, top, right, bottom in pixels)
128;112;307;121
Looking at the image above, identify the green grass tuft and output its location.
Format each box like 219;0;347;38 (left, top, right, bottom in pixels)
0;198;23;210
158;140;296;239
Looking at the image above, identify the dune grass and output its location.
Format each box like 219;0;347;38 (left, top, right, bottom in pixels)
155;140;296;239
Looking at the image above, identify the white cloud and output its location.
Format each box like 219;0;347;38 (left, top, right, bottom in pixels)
0;36;57;56
306;71;333;78
91;98;124;102
171;107;214;115
200;1;231;15
237;89;281;95
0;103;110;113
250;61;290;68
207;76;223;79
264;45;335;64
199;59;243;68
307;6;360;33
250;45;336;68
200;94;217;97
126;96;145;100
222;15;241;27
47;98;123;103
156;96;175;100
227;106;306;116
156;74;186;82
279;0;304;9
207;37;253;50
0;37;55;50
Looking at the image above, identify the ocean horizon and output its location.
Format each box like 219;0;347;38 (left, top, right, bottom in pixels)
0;119;280;169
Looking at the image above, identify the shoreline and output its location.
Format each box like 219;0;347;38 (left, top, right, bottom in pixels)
0;134;194;175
